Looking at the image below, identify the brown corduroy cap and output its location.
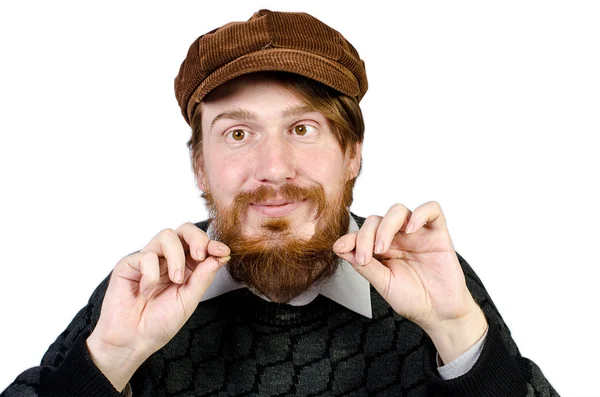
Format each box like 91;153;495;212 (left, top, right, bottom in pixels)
174;9;368;125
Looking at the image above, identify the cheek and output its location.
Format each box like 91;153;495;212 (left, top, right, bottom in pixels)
203;153;250;206
297;148;347;192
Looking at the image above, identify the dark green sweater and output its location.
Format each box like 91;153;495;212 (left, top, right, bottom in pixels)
1;217;559;396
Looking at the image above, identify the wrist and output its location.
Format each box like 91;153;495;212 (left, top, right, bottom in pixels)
86;332;147;392
424;300;488;365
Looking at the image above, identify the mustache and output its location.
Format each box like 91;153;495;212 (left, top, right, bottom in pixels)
231;184;327;220
204;179;355;303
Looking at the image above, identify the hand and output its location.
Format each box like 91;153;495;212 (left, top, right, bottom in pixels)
86;222;230;391
333;202;487;363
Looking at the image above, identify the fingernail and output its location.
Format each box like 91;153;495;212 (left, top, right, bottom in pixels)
175;270;184;283
405;224;414;234
333;241;345;251
375;241;384;254
357;253;366;266
196;249;205;261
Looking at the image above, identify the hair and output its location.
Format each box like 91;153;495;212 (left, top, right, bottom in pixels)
207;182;351;302
186;71;365;180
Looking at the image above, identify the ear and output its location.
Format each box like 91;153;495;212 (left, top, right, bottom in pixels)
196;173;207;192
345;141;363;181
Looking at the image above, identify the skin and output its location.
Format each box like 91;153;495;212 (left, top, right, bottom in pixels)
86;78;487;392
86;224;231;391
197;77;361;239
333;202;488;364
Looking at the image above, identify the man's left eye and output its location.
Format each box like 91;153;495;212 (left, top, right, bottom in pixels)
293;124;315;136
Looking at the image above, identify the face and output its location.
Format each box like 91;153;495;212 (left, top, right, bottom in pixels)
199;76;361;239
197;75;361;302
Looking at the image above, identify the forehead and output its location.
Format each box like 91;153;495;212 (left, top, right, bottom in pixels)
203;74;301;106
199;75;323;130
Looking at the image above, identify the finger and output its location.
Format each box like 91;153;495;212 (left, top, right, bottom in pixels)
355;215;383;266
175;222;210;262
206;240;230;258
180;240;229;282
333;248;358;266
405;201;446;234
375;204;412;254
179;255;231;308
142;228;186;284
333;231;358;254
116;251;160;296
335;250;393;300
138;252;161;296
356;257;394;302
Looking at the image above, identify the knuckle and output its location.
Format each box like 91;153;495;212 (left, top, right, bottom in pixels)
119;250;143;266
167;260;183;271
365;215;382;224
159;228;178;239
426;201;440;209
198;229;209;243
178;222;199;234
181;222;208;243
141;251;158;263
194;237;210;255
390;203;408;213
116;255;129;268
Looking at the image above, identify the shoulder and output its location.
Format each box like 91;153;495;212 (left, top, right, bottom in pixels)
194;219;211;232
351;212;365;228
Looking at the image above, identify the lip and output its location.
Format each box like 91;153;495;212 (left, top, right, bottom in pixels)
250;199;306;217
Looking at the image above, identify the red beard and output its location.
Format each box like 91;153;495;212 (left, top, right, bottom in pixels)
204;182;353;303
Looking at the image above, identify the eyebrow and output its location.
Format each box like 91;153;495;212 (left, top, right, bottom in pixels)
281;105;316;118
210;108;256;130
210;105;318;131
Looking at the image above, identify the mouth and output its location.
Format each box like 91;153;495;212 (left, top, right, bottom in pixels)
250;199;307;217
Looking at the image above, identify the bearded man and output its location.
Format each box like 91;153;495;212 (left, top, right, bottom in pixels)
1;9;558;397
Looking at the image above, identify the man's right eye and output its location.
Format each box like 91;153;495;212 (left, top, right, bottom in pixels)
228;129;246;141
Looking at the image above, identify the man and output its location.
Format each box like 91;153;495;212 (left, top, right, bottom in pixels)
2;9;557;397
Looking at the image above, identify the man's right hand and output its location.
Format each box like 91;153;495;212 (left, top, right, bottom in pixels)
86;222;230;392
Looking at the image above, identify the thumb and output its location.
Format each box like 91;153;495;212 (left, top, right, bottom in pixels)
335;250;393;300
179;255;230;307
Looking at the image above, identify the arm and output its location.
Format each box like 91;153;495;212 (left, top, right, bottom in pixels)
337;206;559;397
2;221;229;397
0;276;124;397
423;253;560;396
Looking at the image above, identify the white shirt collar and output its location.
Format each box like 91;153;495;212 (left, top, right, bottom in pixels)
200;214;372;318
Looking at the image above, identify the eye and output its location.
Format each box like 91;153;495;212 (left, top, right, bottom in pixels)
228;129;246;141
292;124;315;136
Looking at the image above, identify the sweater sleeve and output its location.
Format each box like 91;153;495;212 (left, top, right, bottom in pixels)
423;253;560;397
0;274;123;397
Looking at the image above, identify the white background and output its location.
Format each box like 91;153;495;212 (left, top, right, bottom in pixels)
1;1;598;395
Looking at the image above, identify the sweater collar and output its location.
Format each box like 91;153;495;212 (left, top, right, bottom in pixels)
200;214;372;319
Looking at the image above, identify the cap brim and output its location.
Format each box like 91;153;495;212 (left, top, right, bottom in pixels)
186;48;360;122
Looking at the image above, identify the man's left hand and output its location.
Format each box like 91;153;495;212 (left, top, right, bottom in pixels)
333;202;488;364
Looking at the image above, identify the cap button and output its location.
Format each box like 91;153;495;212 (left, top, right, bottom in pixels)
254;9;272;17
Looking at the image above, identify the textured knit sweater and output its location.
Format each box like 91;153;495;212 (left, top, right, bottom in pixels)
2;216;559;397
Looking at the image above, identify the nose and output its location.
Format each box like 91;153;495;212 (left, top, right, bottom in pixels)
254;136;296;184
